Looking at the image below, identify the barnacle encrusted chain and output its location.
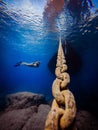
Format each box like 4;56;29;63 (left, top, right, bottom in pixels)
45;39;76;130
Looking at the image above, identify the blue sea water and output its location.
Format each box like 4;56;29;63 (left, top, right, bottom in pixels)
0;0;98;110
0;0;60;100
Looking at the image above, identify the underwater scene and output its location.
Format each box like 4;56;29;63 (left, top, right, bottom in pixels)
0;0;98;116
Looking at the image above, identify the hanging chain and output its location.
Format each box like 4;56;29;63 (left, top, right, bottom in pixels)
45;40;76;130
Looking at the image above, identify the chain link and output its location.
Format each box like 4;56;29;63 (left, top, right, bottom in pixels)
45;41;76;130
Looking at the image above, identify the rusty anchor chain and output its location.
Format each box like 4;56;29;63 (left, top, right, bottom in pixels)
45;39;76;130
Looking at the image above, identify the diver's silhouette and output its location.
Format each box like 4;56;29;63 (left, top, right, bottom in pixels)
14;61;40;68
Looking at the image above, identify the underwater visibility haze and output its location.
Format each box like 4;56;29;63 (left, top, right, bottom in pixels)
0;0;98;110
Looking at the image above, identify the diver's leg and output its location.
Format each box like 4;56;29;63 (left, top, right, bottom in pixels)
14;62;22;67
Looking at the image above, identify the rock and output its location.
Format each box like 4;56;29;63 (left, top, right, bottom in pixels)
0;106;37;130
0;92;98;130
0;92;50;130
76;110;98;130
0;104;50;130
6;92;46;111
22;105;50;130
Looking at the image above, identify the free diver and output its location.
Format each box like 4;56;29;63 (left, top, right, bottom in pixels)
14;61;40;68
